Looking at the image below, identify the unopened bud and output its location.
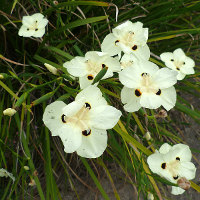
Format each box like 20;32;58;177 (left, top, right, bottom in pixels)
53;1;58;5
177;177;191;190
44;63;58;75
156;109;167;118
147;192;154;200
144;131;151;141
29;179;36;186
3;108;17;116
24;166;30;171
0;74;4;79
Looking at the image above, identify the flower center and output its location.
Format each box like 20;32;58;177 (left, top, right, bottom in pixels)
61;103;91;131
27;20;39;31
140;73;158;93
171;59;185;71
85;60;103;78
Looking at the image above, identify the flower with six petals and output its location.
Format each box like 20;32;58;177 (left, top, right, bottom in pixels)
63;51;121;89
147;143;196;195
119;60;178;112
160;48;195;80
101;21;150;60
43;85;122;158
18;13;48;38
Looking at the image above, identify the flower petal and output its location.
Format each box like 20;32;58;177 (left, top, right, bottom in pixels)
160;86;176;111
33;28;45;37
159;143;172;154
79;76;92;89
121;86;141;112
18;25;35;37
171;186;185;195
101;33;121;57
153;68;177;89
63;57;88;77
140;93;162;109
22;16;34;27
76;128;107;158
90;105;122;129
177;72;186;80
75;85;107;107
43;101;66;135
173;48;186;60
59;125;82;153
179;162;196;180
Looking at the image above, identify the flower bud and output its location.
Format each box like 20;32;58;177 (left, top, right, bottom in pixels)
0;74;4;79
24;166;30;171
29;179;36;186
144;131;151;141
177;177;191;190
44;63;58;75
3;108;17;116
147;192;154;200
156;109;168;118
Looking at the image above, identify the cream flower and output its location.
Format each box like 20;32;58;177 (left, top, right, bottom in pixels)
43;85;122;158
119;60;177;112
63;51;121;89
160;48;195;80
101;21;150;60
3;108;17;116
18;13;48;38
147;143;196;195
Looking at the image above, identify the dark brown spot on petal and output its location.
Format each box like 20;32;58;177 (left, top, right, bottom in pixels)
161;163;166;169
82;129;91;136
173;175;179;180
115;40;119;45
35;28;38;31
85;102;91;109
156;89;161;95
132;45;137;51
61;114;66;123
102;64;106;68
87;75;93;80
141;72;148;76
135;89;141;97
27;28;29;31
176;157;180;161
176;67;180;70
183;62;185;65
171;59;174;62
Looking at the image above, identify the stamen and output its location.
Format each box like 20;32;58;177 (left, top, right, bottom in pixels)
156;89;161;95
82;129;91;136
87;75;94;80
135;89;141;97
161;163;166;169
85;102;91;109
132;45;137;51
61;114;67;123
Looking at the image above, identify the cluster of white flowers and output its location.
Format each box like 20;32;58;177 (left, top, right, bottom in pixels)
17;13;197;195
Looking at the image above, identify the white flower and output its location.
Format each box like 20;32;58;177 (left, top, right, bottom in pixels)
44;63;58;75
0;168;15;182
101;21;150;60
63;51;121;89
144;131;151;141
147;192;154;200
147;143;196;195
43;85;122;158
18;13;48;38
160;48;195;80
119;60;178;112
3;108;17;116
